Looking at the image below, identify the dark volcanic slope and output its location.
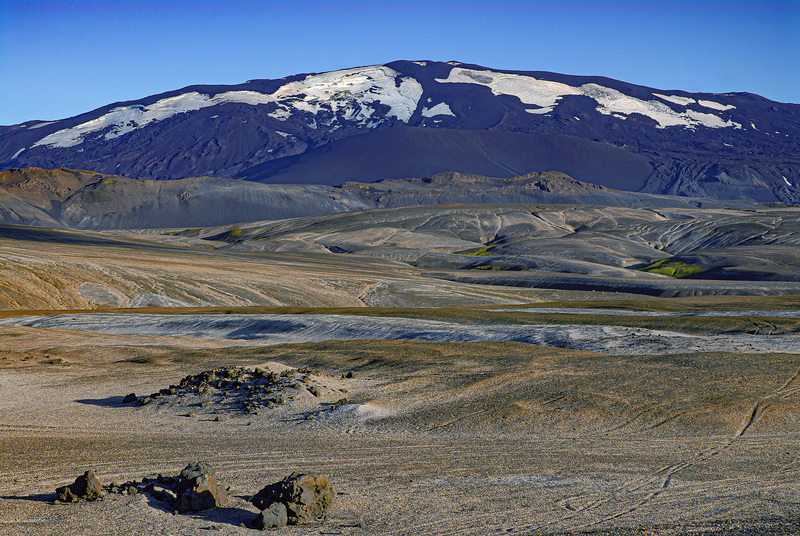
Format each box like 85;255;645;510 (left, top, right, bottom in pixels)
2;61;798;203
237;127;654;191
0;168;758;229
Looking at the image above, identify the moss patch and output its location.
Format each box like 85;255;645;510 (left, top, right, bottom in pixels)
637;259;704;278
456;245;493;256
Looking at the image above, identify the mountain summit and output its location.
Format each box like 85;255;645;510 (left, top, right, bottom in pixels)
2;61;798;202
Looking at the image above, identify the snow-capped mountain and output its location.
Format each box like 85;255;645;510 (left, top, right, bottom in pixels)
1;61;798;202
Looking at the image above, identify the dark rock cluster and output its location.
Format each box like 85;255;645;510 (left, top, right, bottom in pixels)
56;470;103;503
250;472;334;529
56;466;334;530
104;462;228;512
125;365;348;416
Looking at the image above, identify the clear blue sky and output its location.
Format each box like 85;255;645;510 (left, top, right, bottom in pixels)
1;0;798;125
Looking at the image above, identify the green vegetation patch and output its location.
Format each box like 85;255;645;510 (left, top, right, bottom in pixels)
456;245;493;256
100;179;116;185
167;228;202;236
637;259;704;278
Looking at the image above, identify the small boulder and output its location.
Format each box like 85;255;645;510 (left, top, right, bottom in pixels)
251;472;333;524
253;501;288;529
176;462;228;512
56;471;103;503
122;393;137;404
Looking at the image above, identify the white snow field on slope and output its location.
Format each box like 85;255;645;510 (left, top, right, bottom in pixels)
421;102;456;117
33;66;423;149
31;64;745;150
437;67;741;130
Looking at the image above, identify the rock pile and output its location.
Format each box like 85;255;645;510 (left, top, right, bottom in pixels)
56;470;103;503
105;462;228;512
54;466;335;530
124;364;350;417
250;472;334;528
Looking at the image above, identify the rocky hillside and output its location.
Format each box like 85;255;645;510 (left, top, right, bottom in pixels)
0;167;758;229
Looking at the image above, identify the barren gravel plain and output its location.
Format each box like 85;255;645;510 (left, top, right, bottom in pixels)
1;207;799;535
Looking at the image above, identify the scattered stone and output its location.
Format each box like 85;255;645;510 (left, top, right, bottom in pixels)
344;371;354;379
104;462;227;514
176;462;229;513
122;393;138;404
253;501;288;529
331;398;349;410
251;472;333;525
138;396;152;406
56;470;103;503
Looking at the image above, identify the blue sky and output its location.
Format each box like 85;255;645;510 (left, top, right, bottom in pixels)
0;0;798;125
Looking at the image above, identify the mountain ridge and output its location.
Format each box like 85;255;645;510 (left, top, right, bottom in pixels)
2;60;798;203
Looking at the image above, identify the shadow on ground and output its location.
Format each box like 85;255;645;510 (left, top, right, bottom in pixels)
75;396;128;407
1;493;56;503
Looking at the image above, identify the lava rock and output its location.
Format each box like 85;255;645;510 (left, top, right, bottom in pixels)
122;393;137;404
251;472;333;525
56;470;103;503
253;501;289;529
176;462;228;512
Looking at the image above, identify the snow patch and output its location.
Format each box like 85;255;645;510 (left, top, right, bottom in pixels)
33;66;424;149
526;107;552;114
261;66;423;124
784;176;793;187
698;99;735;111
27;121;56;130
653;93;695;106
437;67;581;110
8;148;24;160
421;102;455;117
33;93;212;148
583;83;741;129
439;67;741;130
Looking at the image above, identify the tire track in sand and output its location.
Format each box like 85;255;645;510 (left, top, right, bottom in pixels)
519;366;800;533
